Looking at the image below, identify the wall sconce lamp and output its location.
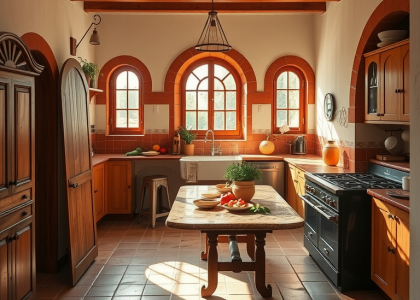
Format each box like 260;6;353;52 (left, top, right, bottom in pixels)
70;14;101;56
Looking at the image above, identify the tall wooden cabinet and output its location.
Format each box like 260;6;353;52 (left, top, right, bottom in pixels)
371;198;409;300
286;163;305;218
364;39;409;123
0;32;43;300
106;161;133;215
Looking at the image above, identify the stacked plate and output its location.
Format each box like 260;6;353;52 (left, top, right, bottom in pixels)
377;30;407;47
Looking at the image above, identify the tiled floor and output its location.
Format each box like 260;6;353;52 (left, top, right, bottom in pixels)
36;218;387;300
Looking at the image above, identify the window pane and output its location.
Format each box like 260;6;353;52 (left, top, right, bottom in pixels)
193;64;208;80
198;92;208;110
128;110;139;128
198;111;208;130
186;92;196;110
276;91;287;109
226;112;236;130
289;72;299;89
277;72;287;89
214;91;224;110
116;110;127;128
214;78;224;90
128;91;139;109
116;91;127;109
186;74;199;90
224;74;236;90
128;71;139;89
214;64;229;80
186;112;196;130
289;91;299;109
116;71;127;89
198;78;208;91
276;110;287;127
289;110;299;127
226;92;236;110
214;112;225;130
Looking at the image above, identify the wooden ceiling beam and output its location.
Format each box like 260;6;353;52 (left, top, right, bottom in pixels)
76;0;337;2
83;2;327;13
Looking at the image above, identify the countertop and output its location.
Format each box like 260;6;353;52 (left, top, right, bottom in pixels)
92;153;347;174
367;189;410;213
166;185;304;230
369;159;410;173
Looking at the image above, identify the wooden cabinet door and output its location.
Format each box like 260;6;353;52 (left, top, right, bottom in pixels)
0;79;11;199
12;218;34;300
93;163;106;222
365;54;381;121
296;171;306;218
286;164;297;211
0;231;11;300
106;161;132;214
371;199;395;296
394;208;409;300
380;48;400;121
399;44;410;122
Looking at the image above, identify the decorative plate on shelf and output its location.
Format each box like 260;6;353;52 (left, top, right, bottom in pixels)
222;204;253;212
386;190;409;199
142;151;160;156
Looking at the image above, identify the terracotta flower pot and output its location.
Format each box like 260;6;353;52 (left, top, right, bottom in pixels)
322;140;339;166
259;140;275;155
232;181;255;202
85;75;91;87
183;144;194;156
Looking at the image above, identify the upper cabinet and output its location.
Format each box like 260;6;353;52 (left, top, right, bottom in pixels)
364;39;409;123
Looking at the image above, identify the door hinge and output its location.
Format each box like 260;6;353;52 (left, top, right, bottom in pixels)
302;117;305;125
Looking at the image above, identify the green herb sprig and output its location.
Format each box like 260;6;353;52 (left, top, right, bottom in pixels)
250;203;271;214
223;162;262;182
178;126;197;145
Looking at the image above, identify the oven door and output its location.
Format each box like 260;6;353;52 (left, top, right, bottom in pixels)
301;194;339;270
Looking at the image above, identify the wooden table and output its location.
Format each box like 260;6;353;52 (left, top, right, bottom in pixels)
166;185;304;298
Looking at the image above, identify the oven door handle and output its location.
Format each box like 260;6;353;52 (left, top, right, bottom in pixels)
300;194;338;221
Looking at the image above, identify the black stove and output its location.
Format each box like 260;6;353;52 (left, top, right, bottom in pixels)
301;164;409;292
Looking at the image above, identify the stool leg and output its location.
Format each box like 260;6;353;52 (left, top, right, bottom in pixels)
151;183;157;228
164;183;171;209
138;183;147;223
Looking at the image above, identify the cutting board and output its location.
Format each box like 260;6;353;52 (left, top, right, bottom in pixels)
376;154;406;161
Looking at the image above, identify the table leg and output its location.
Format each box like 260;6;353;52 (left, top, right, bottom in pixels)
254;232;272;297
201;232;218;297
201;233;208;260
246;234;255;260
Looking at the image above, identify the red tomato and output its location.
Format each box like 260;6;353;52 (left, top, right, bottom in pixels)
159;147;167;154
228;193;236;200
220;194;231;205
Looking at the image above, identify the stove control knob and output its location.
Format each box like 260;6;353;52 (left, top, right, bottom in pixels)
326;197;332;204
310;187;315;193
305;185;310;192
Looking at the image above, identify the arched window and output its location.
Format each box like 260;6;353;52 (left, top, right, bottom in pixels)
109;66;143;135
273;67;305;134
181;58;242;139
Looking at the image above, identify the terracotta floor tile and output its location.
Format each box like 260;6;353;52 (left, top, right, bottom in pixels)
298;272;328;282
226;282;254;295
36;285;65;297
74;274;98;286
93;274;124;286
310;293;342;300
120;274;148;285
114;284;145;296
83;296;112;299
292;264;320;274
85;284;118;297
100;265;128;275
302;281;337;294
57;285;90;297
273;273;301;283
141;296;172;300
125;265;149;274
142;284;173;296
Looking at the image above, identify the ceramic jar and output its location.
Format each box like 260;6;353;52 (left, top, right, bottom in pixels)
183;144;194;156
232;181;255;202
259;140;275;155
322;140;339;166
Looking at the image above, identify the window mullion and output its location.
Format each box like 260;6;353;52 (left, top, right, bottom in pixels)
209;62;214;131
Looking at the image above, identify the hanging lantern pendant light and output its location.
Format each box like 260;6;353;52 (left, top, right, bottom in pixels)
195;0;231;52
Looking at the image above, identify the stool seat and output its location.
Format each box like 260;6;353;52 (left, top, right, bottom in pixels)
138;175;171;228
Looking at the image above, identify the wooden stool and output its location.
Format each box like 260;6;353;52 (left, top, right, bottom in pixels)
138;175;171;228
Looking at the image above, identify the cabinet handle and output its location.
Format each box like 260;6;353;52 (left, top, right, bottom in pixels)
377;113;380;116
388;246;395;254
323;248;329;255
22;211;28;216
22;194;29;200
94;190;98;193
70;182;79;189
398;89;403;93
294;180;298;183
308;232;313;237
388;213;394;220
13;234;19;241
9;181;17;186
395;89;399;93
128;185;131;189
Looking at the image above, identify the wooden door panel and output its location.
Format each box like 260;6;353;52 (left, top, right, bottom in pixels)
107;162;132;214
93;164;105;221
15;87;31;186
0;233;10;300
400;45;410;122
14;224;32;300
0;84;7;197
395;209;409;300
371;200;395;296
60;58;97;286
381;49;399;121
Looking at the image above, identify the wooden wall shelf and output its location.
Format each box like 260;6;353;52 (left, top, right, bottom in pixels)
89;88;103;101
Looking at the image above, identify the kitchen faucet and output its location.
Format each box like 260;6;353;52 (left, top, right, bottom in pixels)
204;130;215;156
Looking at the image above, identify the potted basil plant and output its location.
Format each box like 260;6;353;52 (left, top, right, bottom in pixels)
78;57;102;88
223;162;262;202
178;126;197;156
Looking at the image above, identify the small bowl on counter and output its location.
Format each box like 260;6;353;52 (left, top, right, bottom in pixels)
193;199;220;209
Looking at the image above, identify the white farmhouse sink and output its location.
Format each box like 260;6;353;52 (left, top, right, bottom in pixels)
180;156;242;180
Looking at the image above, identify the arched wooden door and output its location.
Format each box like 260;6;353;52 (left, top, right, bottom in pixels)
59;58;97;285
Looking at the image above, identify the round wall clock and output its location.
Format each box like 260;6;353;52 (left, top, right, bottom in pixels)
324;93;335;121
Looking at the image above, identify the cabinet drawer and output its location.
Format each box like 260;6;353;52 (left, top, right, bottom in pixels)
296;168;304;177
0;204;32;232
0;189;32;212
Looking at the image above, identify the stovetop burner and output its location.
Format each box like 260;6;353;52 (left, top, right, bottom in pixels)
312;173;402;190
